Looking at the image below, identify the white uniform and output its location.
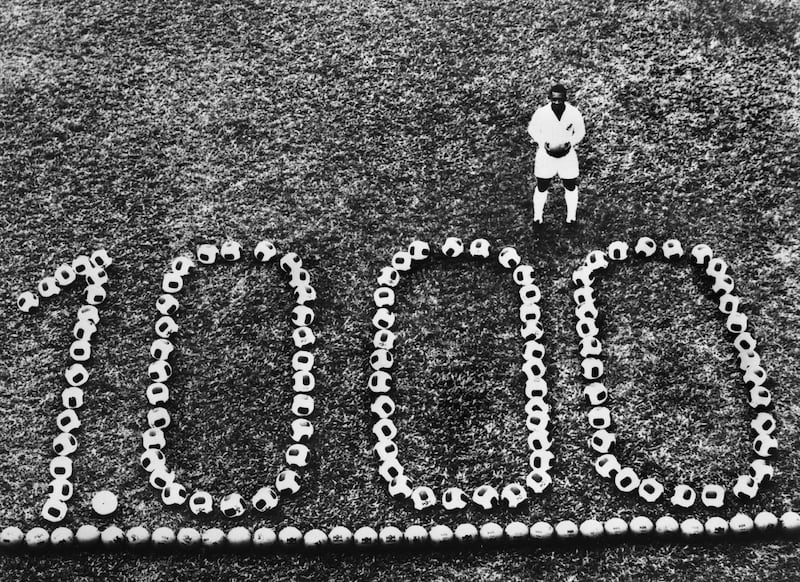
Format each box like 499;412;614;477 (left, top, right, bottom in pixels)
527;102;585;179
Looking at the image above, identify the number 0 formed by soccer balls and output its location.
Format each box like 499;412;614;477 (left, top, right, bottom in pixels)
17;237;775;520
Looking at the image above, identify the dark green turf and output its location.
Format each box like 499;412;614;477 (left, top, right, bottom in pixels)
1;0;799;579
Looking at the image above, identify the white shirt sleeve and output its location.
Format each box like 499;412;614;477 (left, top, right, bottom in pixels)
527;109;545;146
569;108;585;146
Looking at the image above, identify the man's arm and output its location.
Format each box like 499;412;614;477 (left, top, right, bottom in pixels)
569;108;585;146
527;110;545;146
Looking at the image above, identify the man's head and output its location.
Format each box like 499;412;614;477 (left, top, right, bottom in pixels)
549;84;567;104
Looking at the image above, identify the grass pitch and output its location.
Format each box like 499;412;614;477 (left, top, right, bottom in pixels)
1;0;799;580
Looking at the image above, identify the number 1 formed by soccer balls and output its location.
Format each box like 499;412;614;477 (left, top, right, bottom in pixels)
17;238;774;521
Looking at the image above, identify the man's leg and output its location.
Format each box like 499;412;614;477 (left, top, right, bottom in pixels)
563;177;579;223
534;177;551;224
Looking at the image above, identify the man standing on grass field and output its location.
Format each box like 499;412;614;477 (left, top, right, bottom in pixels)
527;83;585;224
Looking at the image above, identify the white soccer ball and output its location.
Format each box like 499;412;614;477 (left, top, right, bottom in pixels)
71;255;93;275
505;521;530;542
49;456;73;479
291;394;314;417
662;239;684;260
705;516;729;537
578;518;603;540
442;237;464;257
252;527;278;550
469;238;490;258
408;240;431;261
170;256;195;276
587;406;611;429
370;348;393;371
525;469;552;494
140;448;166;473
176;527;202;549
42;497;68;523
279;252;303;273
292;326;316;348
141;427;166;449
148;360;172;383
498;247;521;269
75;525;101;547
189;490;214;515
73;319;97;341
607;241;629;261
197;244;219;264
377;266;400;287
219;493;246;517
292;370;315;393
472;485;499;510
583;382;608;406
162;272;183;293
125;526;151;548
156;294;180;315
378;458;403;481
373;287;395;308
276;469;301;494
405;524;429;546
588;429;616;454
53;432;78;456
372;418;397;441
147;407;171;429
50;527;74;547
149;466;175;490
368;371;393;394
48;478;74;501
680;518;704;540
585;250;609;271
629;516;654;536
729;513;754;535
302;528;328;551
754;511;779;532
654;516;680;537
530;450;555;472
726;312;748;334
370;395;396;418
554;520;579;540
291;350;314;372
614;467;640;493
605;517;629;537
65;363;90;386
429;525;454;546
513;265;536;286
38;276;61;298
83;285;106;305
691;243;713;265
441;487;469;510
753;433;778;457
749;459;775;484
25;527;51;549
454;523;480;544
69;340;91;362
373;440;398;462
202;527;227;549
781;512;800;534
594;453;620;479
700;484;725;508
288;268;310;288
634;237;657;257
220;240;242;261
254;240;277;262
353;526;379;548
388;475;413;499
57;409;81;432
151;526;177;547
61;387;84;409
84;267;109;287
291;418;314;442
670;484;697;508
17;291;40;312
373;329;396;350
501;483;528;508
285;443;311;467
327;526;353;547
155;315;179;338
479;522;504;543
252;486;279;512
581;357;604;380
732;475;758;501
520;284;542;304
391;250;413;271
146;382;169;405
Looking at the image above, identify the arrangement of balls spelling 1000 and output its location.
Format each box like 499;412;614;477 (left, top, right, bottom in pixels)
7;237;799;553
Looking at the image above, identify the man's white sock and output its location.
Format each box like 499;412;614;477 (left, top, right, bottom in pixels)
565;188;579;223
533;189;548;223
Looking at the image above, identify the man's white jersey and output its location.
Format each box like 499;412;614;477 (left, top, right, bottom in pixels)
527;102;585;148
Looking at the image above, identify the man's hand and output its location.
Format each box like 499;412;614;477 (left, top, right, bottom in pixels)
545;142;571;158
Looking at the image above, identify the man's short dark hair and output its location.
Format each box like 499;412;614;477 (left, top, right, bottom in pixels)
549;84;567;97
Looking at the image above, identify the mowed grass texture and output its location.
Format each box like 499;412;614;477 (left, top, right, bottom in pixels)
1;0;799;579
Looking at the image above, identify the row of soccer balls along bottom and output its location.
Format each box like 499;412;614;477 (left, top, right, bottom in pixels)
3;511;800;552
